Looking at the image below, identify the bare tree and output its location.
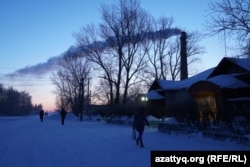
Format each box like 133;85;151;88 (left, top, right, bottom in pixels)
74;24;116;105
143;16;181;81
167;36;181;80
74;0;205;106
144;16;204;81
93;79;111;104
205;0;250;57
51;51;90;114
100;0;154;104
116;0;150;104
75;0;151;105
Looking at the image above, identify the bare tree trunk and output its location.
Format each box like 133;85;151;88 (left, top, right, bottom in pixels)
51;51;90;114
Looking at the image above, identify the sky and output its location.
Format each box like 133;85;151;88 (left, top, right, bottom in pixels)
0;0;227;111
0;114;249;167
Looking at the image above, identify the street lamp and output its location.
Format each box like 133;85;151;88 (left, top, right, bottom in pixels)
140;94;149;115
141;95;148;110
141;96;148;102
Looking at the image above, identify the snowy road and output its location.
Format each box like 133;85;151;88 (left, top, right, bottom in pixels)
0;113;249;167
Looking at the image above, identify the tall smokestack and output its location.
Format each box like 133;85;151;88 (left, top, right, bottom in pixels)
180;31;188;80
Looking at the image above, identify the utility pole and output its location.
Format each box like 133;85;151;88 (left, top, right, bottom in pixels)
79;78;84;121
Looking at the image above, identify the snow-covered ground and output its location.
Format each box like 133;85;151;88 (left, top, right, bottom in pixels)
0;113;249;167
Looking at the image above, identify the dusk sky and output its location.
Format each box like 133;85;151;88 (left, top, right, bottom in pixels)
0;0;227;111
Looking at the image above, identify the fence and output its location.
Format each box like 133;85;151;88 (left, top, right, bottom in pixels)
104;116;250;146
158;123;196;134
158;123;250;146
202;127;250;145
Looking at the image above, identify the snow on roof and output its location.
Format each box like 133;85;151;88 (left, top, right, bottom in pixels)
157;66;249;91
150;58;250;93
158;68;214;90
228;57;250;71
208;74;249;89
146;90;165;100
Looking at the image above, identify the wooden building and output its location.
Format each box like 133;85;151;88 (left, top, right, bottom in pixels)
147;57;250;125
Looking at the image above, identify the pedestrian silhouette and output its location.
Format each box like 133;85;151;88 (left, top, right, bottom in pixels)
39;109;44;122
133;107;150;147
60;108;67;125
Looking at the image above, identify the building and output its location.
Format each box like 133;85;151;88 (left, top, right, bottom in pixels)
147;57;250;125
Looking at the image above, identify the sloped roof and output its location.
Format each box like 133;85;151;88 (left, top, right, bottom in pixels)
146;90;165;100
208;57;250;78
149;57;250;91
208;74;249;89
158;68;214;90
228;57;250;71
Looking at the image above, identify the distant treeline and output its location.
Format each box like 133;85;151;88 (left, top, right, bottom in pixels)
0;84;39;116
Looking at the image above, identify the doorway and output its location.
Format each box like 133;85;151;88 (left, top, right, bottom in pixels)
195;91;217;126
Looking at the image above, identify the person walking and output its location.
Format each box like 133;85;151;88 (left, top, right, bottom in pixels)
60;108;67;125
133;107;150;148
39;109;44;122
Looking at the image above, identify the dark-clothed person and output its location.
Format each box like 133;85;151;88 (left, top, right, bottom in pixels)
39;109;44;122
133;107;150;147
60;108;67;125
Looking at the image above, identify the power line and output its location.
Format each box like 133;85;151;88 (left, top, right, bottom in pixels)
2;83;54;87
0;74;53;82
